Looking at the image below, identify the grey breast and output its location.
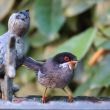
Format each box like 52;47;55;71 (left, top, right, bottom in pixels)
38;59;72;88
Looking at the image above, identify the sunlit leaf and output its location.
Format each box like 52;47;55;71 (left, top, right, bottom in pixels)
52;28;97;60
63;0;100;17
0;0;15;21
34;0;65;40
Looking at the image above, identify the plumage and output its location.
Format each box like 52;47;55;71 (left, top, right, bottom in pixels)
24;52;78;102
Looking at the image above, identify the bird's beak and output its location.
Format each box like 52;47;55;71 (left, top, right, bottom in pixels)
68;60;78;70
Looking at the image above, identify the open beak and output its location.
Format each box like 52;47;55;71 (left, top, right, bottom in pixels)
68;60;78;70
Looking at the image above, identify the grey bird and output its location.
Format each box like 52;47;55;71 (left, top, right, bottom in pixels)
0;9;30;78
24;52;78;103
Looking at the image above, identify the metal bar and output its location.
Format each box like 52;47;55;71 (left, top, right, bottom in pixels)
0;96;110;109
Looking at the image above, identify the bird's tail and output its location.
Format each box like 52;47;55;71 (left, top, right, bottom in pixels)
23;57;43;71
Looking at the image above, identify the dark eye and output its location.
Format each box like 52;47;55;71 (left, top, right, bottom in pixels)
64;56;70;62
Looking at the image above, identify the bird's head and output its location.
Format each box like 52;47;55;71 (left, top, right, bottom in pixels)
53;52;78;70
8;10;30;36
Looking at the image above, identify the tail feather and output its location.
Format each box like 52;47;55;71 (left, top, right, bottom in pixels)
23;57;43;71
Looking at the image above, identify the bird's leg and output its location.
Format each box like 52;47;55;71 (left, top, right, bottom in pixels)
42;87;48;103
63;87;73;102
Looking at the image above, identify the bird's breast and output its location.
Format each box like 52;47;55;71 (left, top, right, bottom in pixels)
38;69;73;88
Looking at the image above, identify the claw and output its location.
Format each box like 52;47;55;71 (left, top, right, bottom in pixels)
68;96;73;102
41;96;47;103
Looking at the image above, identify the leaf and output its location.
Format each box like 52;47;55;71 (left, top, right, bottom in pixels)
29;47;45;60
102;27;110;38
99;41;110;50
16;67;35;84
94;27;110;49
34;0;65;40
0;24;6;35
90;55;110;88
0;0;15;21
74;76;93;96
94;32;107;48
30;32;59;47
51;28;97;60
63;0;100;17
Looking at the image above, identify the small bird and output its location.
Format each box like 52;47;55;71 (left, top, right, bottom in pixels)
24;52;78;103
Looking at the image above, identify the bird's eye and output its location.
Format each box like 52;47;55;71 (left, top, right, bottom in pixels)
64;56;70;61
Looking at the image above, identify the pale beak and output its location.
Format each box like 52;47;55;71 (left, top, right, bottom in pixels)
68;60;78;70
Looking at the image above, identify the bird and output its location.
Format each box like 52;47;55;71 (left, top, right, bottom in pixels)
0;10;30;99
24;52;78;103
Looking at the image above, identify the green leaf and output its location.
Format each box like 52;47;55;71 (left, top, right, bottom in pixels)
51;28;97;60
16;67;35;84
90;55;110;88
74;76;93;96
94;32;107;48
30;32;59;47
0;24;6;35
34;0;65;40
99;41;110;50
63;0;100;17
29;47;44;60
102;27;110;38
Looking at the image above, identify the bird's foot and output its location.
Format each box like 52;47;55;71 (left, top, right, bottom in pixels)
41;96;47;103
67;96;73;102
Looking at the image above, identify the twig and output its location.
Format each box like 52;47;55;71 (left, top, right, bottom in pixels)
88;48;110;66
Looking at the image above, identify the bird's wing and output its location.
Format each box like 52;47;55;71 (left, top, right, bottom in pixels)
23;56;44;71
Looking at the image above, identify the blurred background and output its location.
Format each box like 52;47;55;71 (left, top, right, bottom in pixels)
0;0;110;97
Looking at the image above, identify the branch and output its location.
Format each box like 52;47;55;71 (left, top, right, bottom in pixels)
88;48;110;66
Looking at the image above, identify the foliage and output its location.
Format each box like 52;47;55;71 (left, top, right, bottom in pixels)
0;0;110;96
